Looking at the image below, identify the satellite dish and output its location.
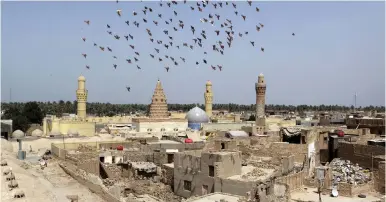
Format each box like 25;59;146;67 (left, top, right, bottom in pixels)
331;187;338;197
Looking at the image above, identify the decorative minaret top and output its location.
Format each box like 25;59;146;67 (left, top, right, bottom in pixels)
204;80;213;118
76;75;88;120
149;80;169;119
255;73;266;125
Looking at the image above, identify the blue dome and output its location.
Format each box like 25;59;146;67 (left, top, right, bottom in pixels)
186;107;209;123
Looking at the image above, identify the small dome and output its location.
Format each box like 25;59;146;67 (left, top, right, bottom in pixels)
78;75;86;81
259;73;264;77
31;129;43;137
186;107;209;123
12;130;25;139
206;80;212;85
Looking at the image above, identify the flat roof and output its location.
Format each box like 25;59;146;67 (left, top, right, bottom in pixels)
227;166;275;182
147;140;181;144
186;193;241;202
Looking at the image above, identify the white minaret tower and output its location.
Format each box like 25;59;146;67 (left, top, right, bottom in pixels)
76;75;88;120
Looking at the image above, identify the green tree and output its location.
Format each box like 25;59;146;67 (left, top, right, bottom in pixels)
22;101;44;124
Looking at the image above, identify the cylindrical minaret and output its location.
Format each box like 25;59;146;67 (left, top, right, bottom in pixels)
76;75;88;120
204;80;213;118
255;73;266;126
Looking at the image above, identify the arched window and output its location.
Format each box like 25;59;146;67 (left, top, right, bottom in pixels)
161;128;166;132
173;128;178;132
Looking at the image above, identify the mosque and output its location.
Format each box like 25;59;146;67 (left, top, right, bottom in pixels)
41;73;266;137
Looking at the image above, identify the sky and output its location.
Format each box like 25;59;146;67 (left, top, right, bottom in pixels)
1;1;385;106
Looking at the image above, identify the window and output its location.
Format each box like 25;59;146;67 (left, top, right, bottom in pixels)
209;165;214;177
167;154;174;163
161;99;164;102
174;128;178;131
147;128;153;132
161;128;166;132
112;156;115;164
221;143;225;150
155;99;158;102
184;180;191;191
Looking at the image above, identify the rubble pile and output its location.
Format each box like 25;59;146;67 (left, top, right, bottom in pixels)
77;144;95;152
124;180;181;202
241;168;266;179
103;178;116;187
331;159;371;185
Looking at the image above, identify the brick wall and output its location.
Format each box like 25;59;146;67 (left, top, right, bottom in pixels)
337;142;385;169
275;171;305;192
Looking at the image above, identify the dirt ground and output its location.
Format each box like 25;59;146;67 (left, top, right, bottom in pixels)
1;150;106;202
291;187;382;202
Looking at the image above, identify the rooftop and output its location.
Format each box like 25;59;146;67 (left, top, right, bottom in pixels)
147;140;181;144
227;166;275;182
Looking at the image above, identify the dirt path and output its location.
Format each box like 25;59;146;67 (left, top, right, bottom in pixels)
1;151;106;202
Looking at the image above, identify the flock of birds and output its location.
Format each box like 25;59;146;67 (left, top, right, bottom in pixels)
80;0;295;92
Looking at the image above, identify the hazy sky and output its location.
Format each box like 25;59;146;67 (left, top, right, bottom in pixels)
2;1;385;106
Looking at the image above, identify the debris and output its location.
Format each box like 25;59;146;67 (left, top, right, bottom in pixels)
331;159;371;185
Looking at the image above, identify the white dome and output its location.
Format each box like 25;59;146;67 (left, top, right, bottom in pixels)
186;107;209;123
12;130;25;139
31;129;43;137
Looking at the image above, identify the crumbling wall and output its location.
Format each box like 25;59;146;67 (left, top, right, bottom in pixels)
215;178;254;198
153;152;168;166
374;161;385;194
337;142;385;169
59;163;120;202
78;158;99;176
275;170;304;192
161;164;174;186
173;151;204;198
269;143;307;163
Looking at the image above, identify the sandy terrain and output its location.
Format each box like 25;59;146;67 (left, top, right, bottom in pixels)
0;150;105;202
291;187;381;202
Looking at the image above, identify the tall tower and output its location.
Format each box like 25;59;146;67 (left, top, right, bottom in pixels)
204;80;213;118
149;79;169;119
76;75;88;120
255;73;266;127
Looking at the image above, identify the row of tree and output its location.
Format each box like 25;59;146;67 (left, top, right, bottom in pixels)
2;101;384;118
2;102;44;132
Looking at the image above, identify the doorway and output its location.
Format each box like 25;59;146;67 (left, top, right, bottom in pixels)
202;185;208;195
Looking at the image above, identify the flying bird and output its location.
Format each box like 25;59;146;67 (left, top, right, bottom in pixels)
261;47;265;52
292;33;295;36
250;41;255;46
117;9;122;17
107;24;111;28
81;37;86;42
84;20;90;25
165;66;170;72
113;64;117;69
86;65;90;69
81;53;87;58
241;15;246;21
126;86;131;92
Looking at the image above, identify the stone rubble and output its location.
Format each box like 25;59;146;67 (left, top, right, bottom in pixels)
241;168;266;179
331;159;371;185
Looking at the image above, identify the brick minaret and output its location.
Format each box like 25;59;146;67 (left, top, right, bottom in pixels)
255;73;266;130
204;80;213;118
149;79;169;119
76;75;88;120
